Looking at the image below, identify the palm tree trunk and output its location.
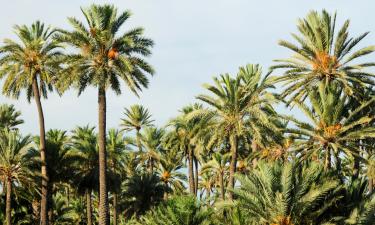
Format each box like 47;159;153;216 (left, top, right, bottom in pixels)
324;148;331;170
98;86;109;225
228;135;238;201
113;193;118;225
86;190;92;225
369;179;373;193
188;145;195;195
32;78;49;225
194;156;199;195
219;171;225;200
163;184;169;200
5;178;11;225
353;157;360;179
136;129;142;152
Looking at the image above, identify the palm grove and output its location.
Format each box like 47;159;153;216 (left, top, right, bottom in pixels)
0;4;375;225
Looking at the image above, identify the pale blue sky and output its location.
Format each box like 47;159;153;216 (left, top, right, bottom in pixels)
0;0;374;135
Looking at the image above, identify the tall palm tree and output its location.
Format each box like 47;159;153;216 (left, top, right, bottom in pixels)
28;129;78;224
0;21;63;224
232;161;342;224
140;127;164;174
58;4;154;224
158;149;186;200
0;104;24;130
286;84;375;171
70;125;98;225
271;10;375;105
166;103;210;195
0;129;33;225
121;104;154;152
201;152;229;200
196;64;280;200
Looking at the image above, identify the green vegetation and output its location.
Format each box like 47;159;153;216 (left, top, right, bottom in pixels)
0;5;375;225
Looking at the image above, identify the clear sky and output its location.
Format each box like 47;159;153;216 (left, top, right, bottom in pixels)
0;0;374;135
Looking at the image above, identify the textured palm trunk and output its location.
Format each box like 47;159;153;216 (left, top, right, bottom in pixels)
98;86;109;225
188;145;195;195
113;193;118;225
5;179;11;225
163;184;169;200
228;135;238;201
353;157;360;179
32;78;48;225
149;158;154;174
219;171;225;200
194;156;199;195
324;148;331;171
86;190;92;225
136;129;142;152
251;140;258;168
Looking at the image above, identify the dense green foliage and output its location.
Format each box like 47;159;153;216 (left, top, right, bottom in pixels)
0;6;375;225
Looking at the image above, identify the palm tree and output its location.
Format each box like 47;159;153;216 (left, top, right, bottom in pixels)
166;103;210;195
0;21;63;224
158;149;186;200
121;104;154;152
0;129;33;225
201;152;229;200
271;10;375;105
232;161;342;224
140;127;164;174
196;64;280;200
0;104;24;130
120;173;164;219
70;125;98;225
137;196;213;225
198;172;215;203
28;129;79;224
58;5;154;222
286;84;375;171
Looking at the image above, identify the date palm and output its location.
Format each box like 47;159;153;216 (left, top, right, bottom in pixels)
158;149;186;200
271;10;375;105
166;103;209;195
196;64;280;200
0;21;63;224
121;104;154;152
58;4;154;224
286;84;375;171
0;104;24;131
0;129;33;225
140;127;164;174
232;161;342;225
70;125;98;225
201;152;229;200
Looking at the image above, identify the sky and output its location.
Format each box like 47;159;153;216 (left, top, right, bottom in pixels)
0;0;374;135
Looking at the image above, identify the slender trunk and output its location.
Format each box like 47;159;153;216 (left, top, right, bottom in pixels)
149;158;154;175
113;193;118;225
86;190;92;225
369;179;374;193
228;135;238;201
98;86;109;225
194;156;199;195
32;78;48;225
136;129;142;152
251;140;258;169
188;146;195;195
163;184;169;200
5;179;11;225
66;186;70;205
324;148;331;171
219;171;225;200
